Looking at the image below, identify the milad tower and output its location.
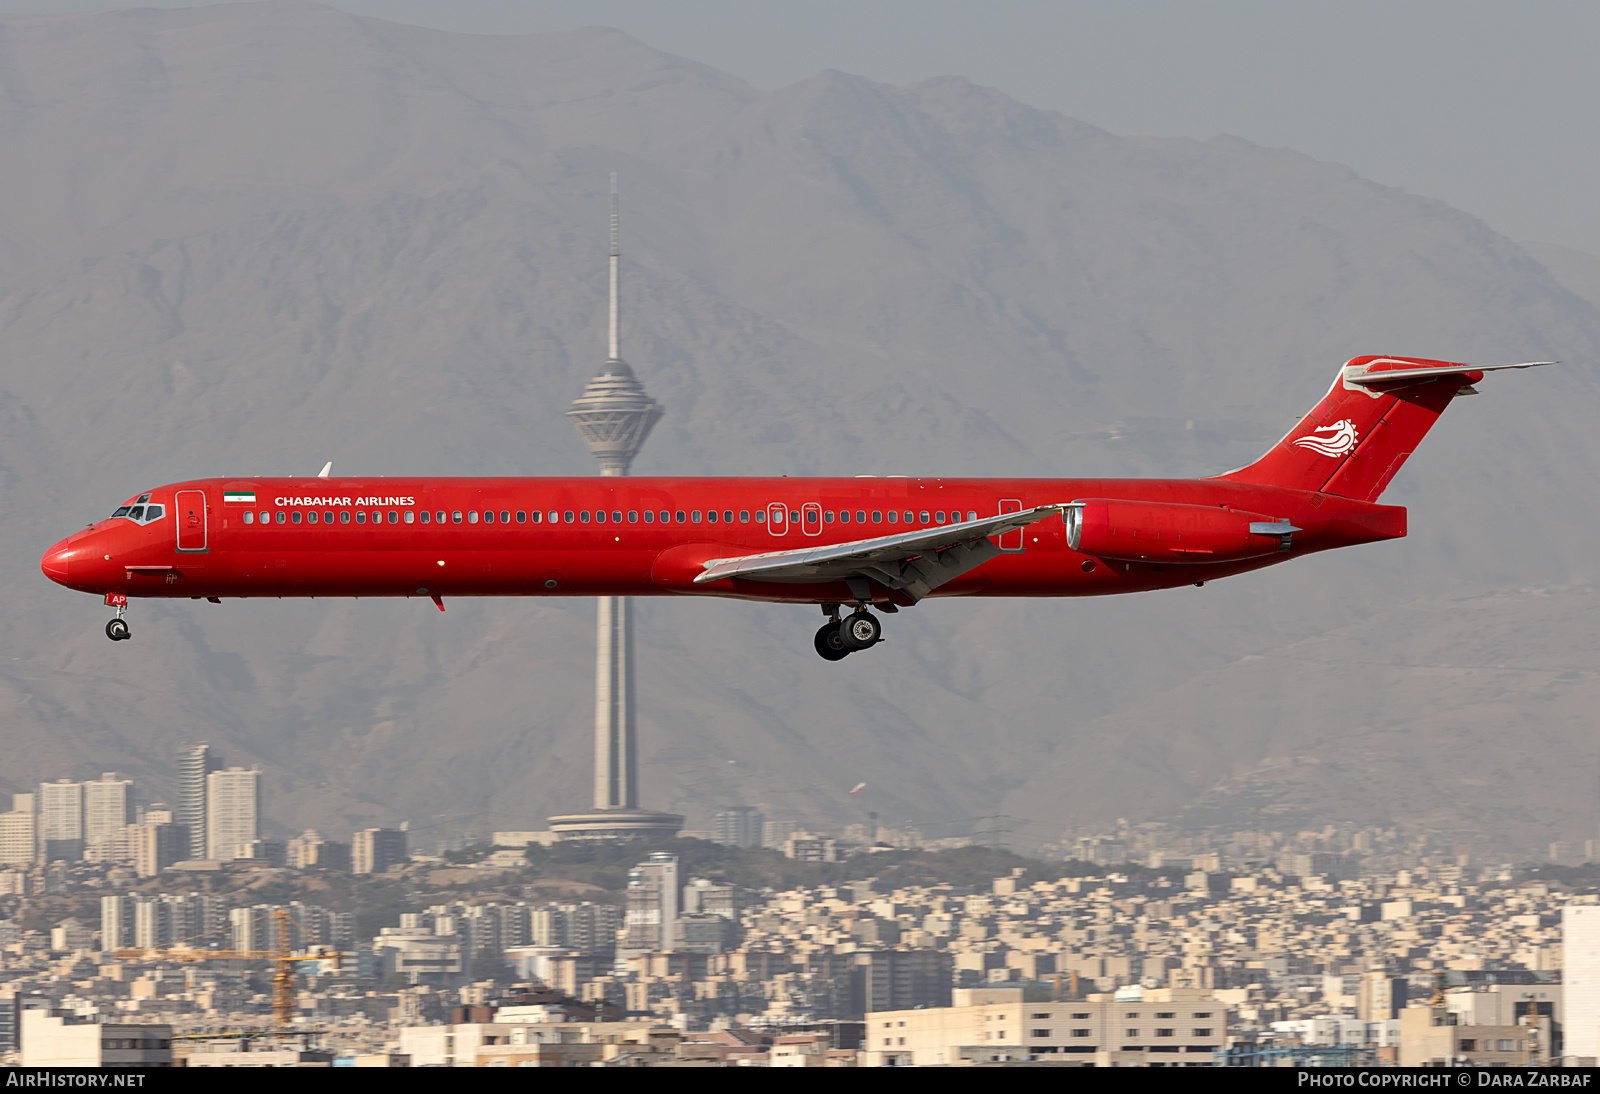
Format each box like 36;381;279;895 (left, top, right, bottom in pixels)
547;175;684;841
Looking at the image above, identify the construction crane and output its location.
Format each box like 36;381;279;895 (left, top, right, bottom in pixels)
113;908;346;1030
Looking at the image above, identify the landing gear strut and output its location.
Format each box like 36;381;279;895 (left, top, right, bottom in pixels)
105;593;131;641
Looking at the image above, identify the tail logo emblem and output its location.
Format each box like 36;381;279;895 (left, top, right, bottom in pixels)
1292;419;1359;458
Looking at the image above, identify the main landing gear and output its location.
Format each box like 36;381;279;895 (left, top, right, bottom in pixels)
104;593;131;642
813;603;884;661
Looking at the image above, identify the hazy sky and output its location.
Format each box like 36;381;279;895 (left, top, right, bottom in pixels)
6;1;1599;253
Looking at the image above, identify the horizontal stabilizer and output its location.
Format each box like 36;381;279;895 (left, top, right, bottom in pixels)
1343;360;1554;387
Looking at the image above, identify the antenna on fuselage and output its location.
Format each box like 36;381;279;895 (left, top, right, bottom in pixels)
317;462;332;478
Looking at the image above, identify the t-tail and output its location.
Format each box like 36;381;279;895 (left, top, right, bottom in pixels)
1218;355;1552;501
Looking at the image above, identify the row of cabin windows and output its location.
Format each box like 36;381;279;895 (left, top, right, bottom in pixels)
239;508;986;527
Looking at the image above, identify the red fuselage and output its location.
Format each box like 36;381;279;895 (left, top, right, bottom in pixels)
40;476;1404;607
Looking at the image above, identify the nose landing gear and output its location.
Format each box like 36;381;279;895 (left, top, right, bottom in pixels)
104;593;131;641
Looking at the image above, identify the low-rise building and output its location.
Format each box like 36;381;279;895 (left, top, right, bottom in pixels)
862;986;1225;1067
19;1011;171;1067
1398;1005;1534;1067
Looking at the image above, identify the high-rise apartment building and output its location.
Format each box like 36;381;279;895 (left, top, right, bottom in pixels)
621;852;679;953
83;773;134;851
713;806;766;848
37;780;84;862
0;795;36;867
205;768;258;861
135;821;190;878
177;743;218;860
352;828;408;875
100;895;133;953
1564;905;1600;1058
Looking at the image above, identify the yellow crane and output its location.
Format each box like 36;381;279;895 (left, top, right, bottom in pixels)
113;908;346;1030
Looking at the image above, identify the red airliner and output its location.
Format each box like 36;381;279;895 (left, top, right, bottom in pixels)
41;356;1545;659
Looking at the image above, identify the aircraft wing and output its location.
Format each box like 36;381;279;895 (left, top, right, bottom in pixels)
694;503;1075;601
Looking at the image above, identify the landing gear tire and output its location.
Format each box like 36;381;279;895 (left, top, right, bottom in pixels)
105;619;131;642
839;611;881;651
814;622;852;661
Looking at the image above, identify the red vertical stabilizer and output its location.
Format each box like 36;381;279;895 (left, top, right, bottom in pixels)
1219;355;1487;502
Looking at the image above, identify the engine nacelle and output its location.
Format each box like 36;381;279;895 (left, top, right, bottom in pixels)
1066;499;1296;564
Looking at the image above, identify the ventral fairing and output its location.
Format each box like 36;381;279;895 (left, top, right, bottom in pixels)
40;356;1547;659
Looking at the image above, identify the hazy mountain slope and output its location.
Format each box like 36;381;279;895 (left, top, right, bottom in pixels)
0;2;1595;854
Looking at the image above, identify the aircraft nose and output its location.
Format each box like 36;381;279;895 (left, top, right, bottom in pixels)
40;538;72;585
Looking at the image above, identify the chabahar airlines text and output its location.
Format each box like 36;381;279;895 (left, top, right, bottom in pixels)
270;497;417;507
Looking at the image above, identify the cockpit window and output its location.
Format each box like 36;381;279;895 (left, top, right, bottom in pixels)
113;500;166;525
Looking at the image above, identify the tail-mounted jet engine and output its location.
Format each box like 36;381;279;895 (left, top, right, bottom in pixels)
1066;499;1299;563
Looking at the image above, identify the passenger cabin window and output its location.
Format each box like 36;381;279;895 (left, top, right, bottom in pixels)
453;511;463;524
705;510;715;523
643;510;654;523
468;511;480;524
594;510;605;524
579;511;589;523
276;511;287;524
675;510;686;523
308;511;319;524
387;511;398;524
419;511;430;524
291;511;302;524
518;511;528;523
484;510;496;523
355;512;366;524
437;511;447;524
504;511;513;523
692;511;703;523
243;511;254;524
754;510;765;523
627;511;638;523
403;511;414;524
740;510;750;523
